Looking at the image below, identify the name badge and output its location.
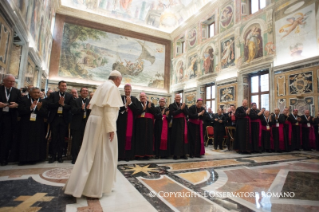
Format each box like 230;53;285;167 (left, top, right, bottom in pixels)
57;107;63;114
3;106;9;112
307;123;311;127
266;125;270;130
141;112;145;117
276;123;279;127
83;111;87;119
30;113;37;121
296;122;299;126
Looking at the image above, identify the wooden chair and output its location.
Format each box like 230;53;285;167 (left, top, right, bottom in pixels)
226;126;236;150
206;126;214;147
223;127;229;149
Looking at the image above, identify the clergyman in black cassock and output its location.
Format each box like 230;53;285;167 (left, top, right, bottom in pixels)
261;111;272;152
270;108;286;152
0;75;21;166
116;84;140;161
154;98;171;158
213;108;226;150
249;103;263;153
18;88;47;164
234;99;251;153
282;107;292;151
70;87;91;164
169;94;189;159
188;99;207;157
313;112;319;151
300;110;315;151
154;98;169;158
47;81;73;163
288;109;302;151
134;93;157;159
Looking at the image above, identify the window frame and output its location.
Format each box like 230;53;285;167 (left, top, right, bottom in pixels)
208;22;215;38
205;84;216;112
248;70;269;110
250;0;266;14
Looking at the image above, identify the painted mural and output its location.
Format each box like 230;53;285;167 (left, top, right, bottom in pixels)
174;60;184;84
244;24;263;63
289;72;312;94
221;37;235;69
8;45;22;79
62;0;202;32
275;2;317;66
186;54;198;79
0;12;12;76
25;56;35;86
219;4;234;33
59;23;165;88
219;86;235;102
187;26;197;50
202;46;214;74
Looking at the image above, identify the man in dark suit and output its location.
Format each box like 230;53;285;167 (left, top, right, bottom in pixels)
47;81;73;163
70;87;90;164
0;74;21;166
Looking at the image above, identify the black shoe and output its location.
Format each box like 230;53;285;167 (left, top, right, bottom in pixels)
71;160;75;164
155;156;159;159
143;156;149;160
173;156;178;160
182;155;188;160
58;158;63;163
48;158;55;163
189;155;194;158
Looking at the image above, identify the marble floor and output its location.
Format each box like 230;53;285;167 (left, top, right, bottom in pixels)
0;147;318;212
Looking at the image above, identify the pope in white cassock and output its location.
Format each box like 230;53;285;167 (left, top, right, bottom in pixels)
64;70;123;198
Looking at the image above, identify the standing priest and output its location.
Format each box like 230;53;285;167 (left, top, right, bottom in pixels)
169;94;189;160
249;103;264;153
70;87;90;164
288;109;302;151
213;108;226;150
134;93;157;159
154;98;171;159
64;70;123;198
300;110;315;151
117;84;139;161
188;99;206;158
271;108;286;152
234;99;251;154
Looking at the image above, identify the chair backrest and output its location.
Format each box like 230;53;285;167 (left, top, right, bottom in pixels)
224;127;229;138
206;126;214;137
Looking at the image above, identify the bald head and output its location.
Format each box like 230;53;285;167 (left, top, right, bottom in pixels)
242;99;248;107
304;110;310;116
71;88;78;98
274;108;280;115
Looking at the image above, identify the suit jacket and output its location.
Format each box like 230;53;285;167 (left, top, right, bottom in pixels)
70;97;91;130
0;85;22;121
47;91;73;124
118;95;140;116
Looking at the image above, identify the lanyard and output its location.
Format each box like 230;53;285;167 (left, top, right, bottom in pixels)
82;98;87;111
293;114;298;120
264;115;269;125
175;102;181;109
59;92;65;98
141;101;147;109
4;87;12;102
31;98;38;112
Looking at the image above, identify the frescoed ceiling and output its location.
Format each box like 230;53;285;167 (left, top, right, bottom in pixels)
61;0;213;33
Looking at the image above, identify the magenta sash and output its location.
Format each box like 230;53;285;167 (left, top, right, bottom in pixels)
174;113;188;144
251;119;262;147
137;112;154;120
160;115;169;150
125;107;133;150
302;124;316;148
272;123;285;150
262;125;273;149
189;119;205;155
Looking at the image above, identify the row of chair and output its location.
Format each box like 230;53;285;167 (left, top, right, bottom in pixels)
205;126;236;150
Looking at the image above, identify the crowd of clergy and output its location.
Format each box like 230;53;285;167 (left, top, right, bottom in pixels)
1;74;319;166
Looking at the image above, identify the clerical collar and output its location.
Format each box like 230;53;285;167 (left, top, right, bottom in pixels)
59;92;65;97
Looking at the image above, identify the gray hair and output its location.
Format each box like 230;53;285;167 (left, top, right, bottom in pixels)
3;74;15;80
30;87;40;92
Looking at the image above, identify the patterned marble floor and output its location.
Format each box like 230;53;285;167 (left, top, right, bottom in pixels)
0;147;318;212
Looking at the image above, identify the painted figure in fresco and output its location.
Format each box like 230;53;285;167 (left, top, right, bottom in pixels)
220;6;233;27
265;42;275;55
245;26;263;63
187;56;197;79
290;43;303;60
175;61;183;83
203;47;214;74
188;29;197;47
221;39;234;68
279;11;312;39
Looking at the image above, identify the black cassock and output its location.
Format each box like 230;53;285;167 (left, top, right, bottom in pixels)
188;105;207;157
300;115;313;151
313;117;319;151
234;106;251;153
116;96;140;160
249;109;262;152
261;116;272;151
134;101;157;157
154;107;171;158
213;113;226;150
271;114;286;152
18;98;48;163
169;102;189;157
288;114;301;150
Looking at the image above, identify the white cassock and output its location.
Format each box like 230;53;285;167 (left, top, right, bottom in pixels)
64;80;123;198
